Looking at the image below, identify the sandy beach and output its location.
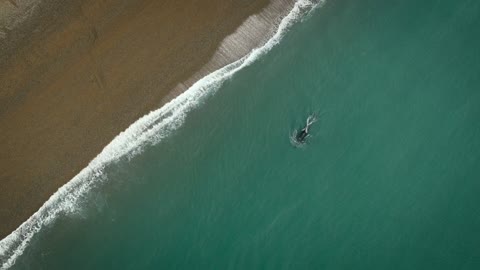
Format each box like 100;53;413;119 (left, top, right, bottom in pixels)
0;0;285;239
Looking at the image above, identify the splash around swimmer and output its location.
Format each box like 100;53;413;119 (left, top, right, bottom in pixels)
290;113;318;146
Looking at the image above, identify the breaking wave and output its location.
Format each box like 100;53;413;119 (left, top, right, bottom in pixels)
0;0;324;268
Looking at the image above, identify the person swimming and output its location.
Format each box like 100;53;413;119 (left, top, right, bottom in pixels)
295;114;317;143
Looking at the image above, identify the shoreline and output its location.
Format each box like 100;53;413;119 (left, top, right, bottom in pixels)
0;0;317;267
0;0;277;239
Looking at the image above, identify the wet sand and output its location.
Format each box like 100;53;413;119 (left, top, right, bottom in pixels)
0;0;273;238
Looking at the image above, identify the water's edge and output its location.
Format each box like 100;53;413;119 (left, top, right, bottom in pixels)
0;0;324;268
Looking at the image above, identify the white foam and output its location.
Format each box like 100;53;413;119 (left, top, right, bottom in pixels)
0;0;324;268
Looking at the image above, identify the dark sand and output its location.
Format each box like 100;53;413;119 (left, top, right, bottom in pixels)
0;0;270;238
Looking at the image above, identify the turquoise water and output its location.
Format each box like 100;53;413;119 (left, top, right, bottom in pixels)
7;0;480;269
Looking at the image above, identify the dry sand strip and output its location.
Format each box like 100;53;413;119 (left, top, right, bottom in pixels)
0;0;294;239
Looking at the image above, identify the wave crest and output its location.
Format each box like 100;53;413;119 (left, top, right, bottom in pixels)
0;0;324;268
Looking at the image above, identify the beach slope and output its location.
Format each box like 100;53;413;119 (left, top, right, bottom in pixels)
0;0;290;238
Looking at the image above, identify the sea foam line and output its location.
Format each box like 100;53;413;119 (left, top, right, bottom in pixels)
0;0;324;268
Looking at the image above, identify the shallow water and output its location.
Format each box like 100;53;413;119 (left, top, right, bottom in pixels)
7;0;480;269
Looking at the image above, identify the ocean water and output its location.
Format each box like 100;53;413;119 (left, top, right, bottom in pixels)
4;0;480;269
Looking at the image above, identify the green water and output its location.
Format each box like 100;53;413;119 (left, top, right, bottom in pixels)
10;0;480;269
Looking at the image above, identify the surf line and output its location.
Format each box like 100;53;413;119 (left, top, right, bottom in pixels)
0;0;325;268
